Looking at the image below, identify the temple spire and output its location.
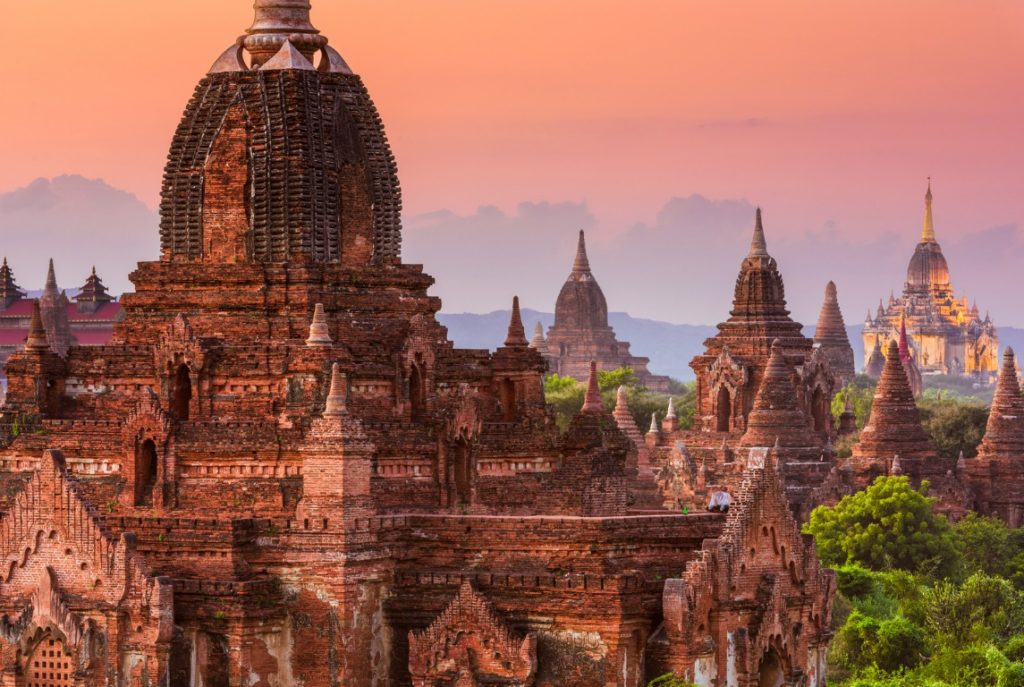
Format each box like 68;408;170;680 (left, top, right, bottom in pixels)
922;179;936;242
898;314;911;364
504;296;528;347
25;301;50;352
581;361;603;414
572;230;591;274
43;258;58;297
306;303;333;347
529;322;546;351
748;208;769;258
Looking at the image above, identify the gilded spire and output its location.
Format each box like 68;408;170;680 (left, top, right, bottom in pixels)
748;208;769;258
572;230;591;274
922;178;936;243
504;296;528;347
581;361;604;414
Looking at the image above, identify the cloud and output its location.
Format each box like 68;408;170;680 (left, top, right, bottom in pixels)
403;201;597;315
0;175;159;295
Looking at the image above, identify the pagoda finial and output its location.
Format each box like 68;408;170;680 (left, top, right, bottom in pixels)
581;361;603;414
572;230;591;274
666;396;677;420
44;258;58;296
324;362;348;416
648;412;659;435
922;178;936;242
748;208;769;258
245;0;327;66
504;296;528;347
306;303;333;347
25;301;50;352
529;322;546;350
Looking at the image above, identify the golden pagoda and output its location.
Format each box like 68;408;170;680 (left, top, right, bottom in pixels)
862;182;999;381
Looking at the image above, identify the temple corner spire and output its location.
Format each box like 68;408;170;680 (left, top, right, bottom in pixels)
748;207;769;258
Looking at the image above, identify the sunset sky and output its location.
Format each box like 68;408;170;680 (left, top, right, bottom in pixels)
2;1;1022;326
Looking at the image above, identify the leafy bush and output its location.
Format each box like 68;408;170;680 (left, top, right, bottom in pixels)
805;476;960;577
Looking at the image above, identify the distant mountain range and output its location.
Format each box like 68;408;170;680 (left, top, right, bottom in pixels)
439;309;1024;381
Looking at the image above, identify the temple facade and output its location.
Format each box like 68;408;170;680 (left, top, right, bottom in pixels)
862;183;999;382
540;231;671;391
0;3;834;686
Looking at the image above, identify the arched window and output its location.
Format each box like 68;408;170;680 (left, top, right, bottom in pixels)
453;439;472;506
409;364;426;421
716;386;732;432
499;378;518;421
811;388;827;433
135;439;158;507
173;364;192;421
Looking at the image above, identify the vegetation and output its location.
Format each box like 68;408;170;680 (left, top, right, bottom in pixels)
806;477;1024;686
543;367;695;432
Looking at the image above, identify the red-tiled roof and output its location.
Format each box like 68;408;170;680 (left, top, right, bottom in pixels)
0;298;121;322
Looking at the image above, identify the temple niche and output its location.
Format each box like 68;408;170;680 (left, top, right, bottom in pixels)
0;1;833;685
540;231;671;391
863;182;999;384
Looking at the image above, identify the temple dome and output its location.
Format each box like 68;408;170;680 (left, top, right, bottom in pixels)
553;231;609;330
906;182;950;290
159;1;401;266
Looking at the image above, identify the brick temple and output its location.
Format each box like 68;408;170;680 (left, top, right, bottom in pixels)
0;2;835;686
0;260;121;399
538;231;671;391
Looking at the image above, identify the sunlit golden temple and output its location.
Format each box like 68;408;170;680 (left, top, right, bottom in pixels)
862;182;999;382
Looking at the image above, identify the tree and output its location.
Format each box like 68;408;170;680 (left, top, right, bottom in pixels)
955;513;1016;577
918;393;989;460
804;476;960;577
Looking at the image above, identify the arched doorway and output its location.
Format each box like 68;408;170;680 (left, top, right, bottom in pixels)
173;364;192;421
27;634;74;686
811;388;827;433
453;439;472;507
716;386;732;432
758;648;786;687
409;364;426;421
135;439;158;507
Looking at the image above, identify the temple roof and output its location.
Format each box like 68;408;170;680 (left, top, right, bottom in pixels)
814;281;850;345
906;181;950;290
0;258;26;308
978;348;1024;458
855;341;936;461
740;340;819;448
552;231;609;331
75;267;114;306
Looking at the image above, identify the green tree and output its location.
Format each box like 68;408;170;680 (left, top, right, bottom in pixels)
955;513;1016;577
924;573;1024;648
918;393;989;460
832;376;877;428
804;476;960;577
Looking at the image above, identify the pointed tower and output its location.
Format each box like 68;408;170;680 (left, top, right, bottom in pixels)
38;259;72;358
865;339;886;378
690;208;823;435
977;349;1024;458
581;361;604;415
852;341;937;479
25;301;51;352
306;303;333;347
504;296;528;347
544;231;669;390
74;266;115;314
813;281;855;386
528;322;548;355
739;340;821;451
0;258;26;310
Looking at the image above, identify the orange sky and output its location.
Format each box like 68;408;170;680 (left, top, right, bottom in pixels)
2;1;1023;322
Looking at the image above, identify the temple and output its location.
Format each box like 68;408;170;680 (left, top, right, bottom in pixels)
541;231;671;391
0;2;834;685
0;260;122;400
813;281;855;388
862;182;999;383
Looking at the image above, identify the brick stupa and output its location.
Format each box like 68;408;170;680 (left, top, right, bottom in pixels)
852;340;937;480
543;231;670;391
813;281;855;387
